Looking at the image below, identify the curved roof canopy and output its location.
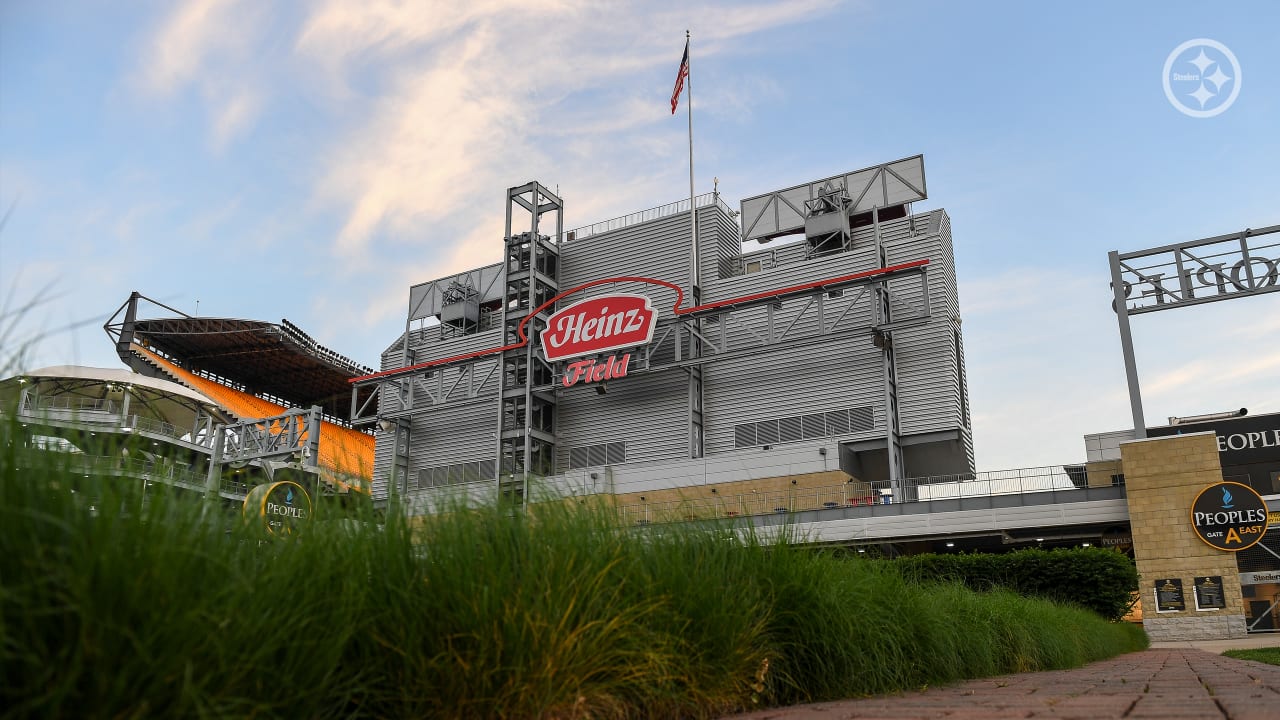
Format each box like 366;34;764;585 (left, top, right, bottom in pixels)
1;365;229;431
106;293;376;419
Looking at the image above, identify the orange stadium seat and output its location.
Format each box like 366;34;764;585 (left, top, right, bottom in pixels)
132;345;374;492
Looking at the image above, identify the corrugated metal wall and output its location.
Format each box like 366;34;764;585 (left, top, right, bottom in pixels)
371;192;975;501
370;342;401;500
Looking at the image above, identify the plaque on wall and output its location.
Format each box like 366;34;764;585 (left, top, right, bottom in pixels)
1155;578;1185;613
1194;576;1226;611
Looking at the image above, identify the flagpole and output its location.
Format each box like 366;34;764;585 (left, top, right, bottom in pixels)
685;29;699;303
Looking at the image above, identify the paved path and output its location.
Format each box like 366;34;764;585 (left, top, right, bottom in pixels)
723;648;1280;719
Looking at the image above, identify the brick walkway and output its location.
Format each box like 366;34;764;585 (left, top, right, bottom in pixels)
723;649;1280;719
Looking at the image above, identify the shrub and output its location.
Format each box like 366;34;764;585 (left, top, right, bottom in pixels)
891;547;1141;621
0;420;1147;718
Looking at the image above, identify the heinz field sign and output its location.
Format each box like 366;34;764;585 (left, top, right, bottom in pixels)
541;294;657;388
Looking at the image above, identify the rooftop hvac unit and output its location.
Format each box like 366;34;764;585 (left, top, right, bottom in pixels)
440;280;480;330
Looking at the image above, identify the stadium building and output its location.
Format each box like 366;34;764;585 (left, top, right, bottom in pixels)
353;155;977;515
1;294;375;510
5;153;1274;643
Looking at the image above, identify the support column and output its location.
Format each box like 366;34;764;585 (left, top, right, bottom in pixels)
871;206;906;495
1110;251;1147;439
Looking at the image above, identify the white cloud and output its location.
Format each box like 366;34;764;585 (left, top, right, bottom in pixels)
137;0;267;149
141;0;230;93
209;88;261;151
296;0;841;259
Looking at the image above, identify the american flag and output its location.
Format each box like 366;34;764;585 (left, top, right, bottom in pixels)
670;39;689;114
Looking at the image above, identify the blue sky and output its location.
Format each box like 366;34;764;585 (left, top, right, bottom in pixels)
3;0;1278;470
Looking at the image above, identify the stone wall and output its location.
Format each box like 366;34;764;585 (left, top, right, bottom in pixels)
1121;432;1246;641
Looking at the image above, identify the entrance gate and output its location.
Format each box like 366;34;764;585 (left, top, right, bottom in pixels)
1238;528;1280;633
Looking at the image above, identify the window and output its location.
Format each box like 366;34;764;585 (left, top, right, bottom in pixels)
567;442;627;470
733;406;875;449
414;459;494;490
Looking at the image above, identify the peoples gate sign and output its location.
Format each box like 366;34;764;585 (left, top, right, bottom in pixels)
243;480;313;536
1190;481;1268;551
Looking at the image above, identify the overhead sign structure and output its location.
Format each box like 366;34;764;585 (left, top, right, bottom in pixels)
739;155;927;243
1108;223;1280;437
1112;229;1280;315
1189;481;1268;551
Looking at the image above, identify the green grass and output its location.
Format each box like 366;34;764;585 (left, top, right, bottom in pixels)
1222;647;1280;665
0;422;1148;719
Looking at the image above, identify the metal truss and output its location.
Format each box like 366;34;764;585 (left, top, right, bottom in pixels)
351;260;931;425
739;155;927;244
204;405;321;498
1109;224;1280;437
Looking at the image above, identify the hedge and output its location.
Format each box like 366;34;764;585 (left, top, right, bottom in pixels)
890;547;1140;621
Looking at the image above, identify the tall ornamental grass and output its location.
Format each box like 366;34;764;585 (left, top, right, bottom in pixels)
0;423;1147;719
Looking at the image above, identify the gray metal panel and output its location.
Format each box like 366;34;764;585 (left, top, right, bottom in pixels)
556;367;689;468
370;426;397;500
370;351;404;499
707;242;881;304
703;339;886;454
561;212;692;292
696;208;966;459
721;213;923;298
883;215;967;440
703;205;743;289
408;327;503;364
408;403;496;472
739;156;926;243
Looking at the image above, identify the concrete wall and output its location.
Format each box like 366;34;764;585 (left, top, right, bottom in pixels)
1121;432;1247;641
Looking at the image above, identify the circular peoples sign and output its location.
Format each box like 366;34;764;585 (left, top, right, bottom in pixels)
243;480;313;536
1190;481;1268;551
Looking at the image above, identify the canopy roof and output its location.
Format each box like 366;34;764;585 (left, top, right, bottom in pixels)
0;364;229;431
121;315;375;419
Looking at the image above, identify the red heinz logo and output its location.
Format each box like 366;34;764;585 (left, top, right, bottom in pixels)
541;294;657;361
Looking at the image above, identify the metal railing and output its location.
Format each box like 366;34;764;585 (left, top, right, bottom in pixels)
567;193;735;242
618;464;1110;526
23;395;120;414
120;414;184;440
55;454;250;498
904;465;1089;499
16;400;212;448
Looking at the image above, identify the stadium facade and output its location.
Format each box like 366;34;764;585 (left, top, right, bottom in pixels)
354;155;976;513
4;153;1274;642
0;296;375;510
